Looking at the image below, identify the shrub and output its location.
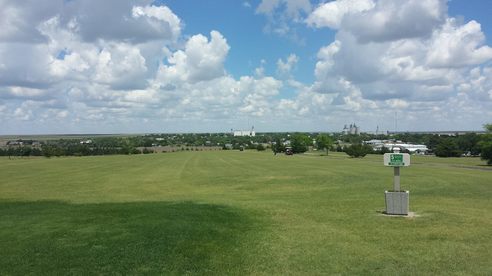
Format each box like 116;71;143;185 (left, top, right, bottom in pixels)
345;144;372;158
142;148;153;154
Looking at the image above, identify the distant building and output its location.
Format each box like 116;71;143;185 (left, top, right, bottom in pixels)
343;123;360;135
233;126;256;137
364;139;429;154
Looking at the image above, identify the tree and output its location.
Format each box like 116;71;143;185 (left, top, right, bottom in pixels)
256;144;266;151
291;134;310;153
456;133;481;155
316;134;333;155
345;143;372;158
425;135;443;151
272;138;284;154
480;124;492;165
434;138;462;157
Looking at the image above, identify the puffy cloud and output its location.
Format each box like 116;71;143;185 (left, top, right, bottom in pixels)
306;0;375;29
237;76;282;116
131;5;182;42
0;0;181;44
92;44;148;90
308;0;492;105
343;0;447;43
426;19;492;68
155;31;230;84
1;2;289;133
65;0;181;43
308;0;447;41
2;0;492;133
0;0;63;43
458;67;492;101
0;43;54;88
262;0;492;130
277;54;299;77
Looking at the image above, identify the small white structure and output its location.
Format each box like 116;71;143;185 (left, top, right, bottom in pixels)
233;126;256;137
365;140;428;154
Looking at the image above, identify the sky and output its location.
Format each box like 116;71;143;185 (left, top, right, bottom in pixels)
1;0;492;134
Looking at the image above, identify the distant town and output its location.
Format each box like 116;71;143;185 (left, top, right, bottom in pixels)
0;123;488;158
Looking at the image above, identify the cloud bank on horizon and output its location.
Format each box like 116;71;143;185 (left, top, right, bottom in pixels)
1;0;491;134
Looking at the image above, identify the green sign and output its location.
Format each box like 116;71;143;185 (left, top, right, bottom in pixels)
384;153;410;167
389;154;405;166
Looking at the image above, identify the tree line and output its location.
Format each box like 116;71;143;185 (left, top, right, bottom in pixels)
1;124;491;164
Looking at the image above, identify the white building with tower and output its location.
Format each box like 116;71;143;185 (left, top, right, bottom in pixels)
342;123;360;135
232;126;256;137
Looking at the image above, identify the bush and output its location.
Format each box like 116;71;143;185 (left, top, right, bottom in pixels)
142;148;153;154
257;144;266;151
345;144;372;158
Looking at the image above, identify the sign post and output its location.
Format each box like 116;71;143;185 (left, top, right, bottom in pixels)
383;148;410;215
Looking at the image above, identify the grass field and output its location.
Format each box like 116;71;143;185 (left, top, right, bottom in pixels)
0;151;491;275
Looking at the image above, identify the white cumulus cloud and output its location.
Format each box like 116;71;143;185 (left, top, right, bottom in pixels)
306;0;375;29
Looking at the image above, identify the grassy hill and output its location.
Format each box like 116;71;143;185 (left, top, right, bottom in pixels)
0;151;491;274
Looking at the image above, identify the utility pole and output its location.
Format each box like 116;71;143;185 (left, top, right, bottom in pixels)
394;112;398;133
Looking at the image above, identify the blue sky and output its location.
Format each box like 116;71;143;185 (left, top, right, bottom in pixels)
1;0;492;134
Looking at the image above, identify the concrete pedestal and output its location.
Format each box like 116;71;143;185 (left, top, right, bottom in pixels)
385;191;409;215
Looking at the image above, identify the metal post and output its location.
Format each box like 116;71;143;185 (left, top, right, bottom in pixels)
393;166;400;191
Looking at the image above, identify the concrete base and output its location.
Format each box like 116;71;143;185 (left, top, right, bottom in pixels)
385;191;409;215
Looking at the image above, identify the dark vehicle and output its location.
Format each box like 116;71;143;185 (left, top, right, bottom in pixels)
285;147;293;155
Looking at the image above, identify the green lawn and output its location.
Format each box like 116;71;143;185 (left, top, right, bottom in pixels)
0;151;491;275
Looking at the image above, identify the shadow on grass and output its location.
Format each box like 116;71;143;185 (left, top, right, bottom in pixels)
0;201;265;275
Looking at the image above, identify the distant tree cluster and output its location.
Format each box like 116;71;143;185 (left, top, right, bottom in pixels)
2;126;491;163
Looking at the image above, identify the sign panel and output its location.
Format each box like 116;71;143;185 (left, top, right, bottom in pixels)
384;153;410;166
